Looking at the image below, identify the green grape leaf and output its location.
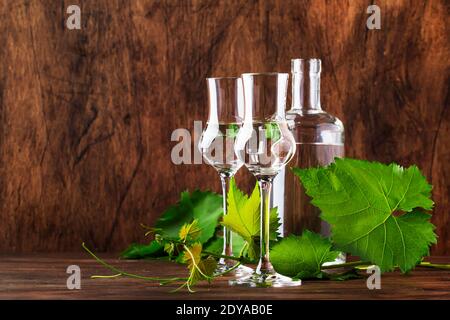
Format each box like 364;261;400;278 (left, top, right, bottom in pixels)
269;207;282;240
294;158;437;272
203;232;246;256
222;179;281;260
121;190;222;259
156;190;223;244
264;122;281;141
226;123;240;138
270;230;341;279
120;241;164;259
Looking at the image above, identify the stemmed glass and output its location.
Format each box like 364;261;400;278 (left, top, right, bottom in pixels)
199;77;252;275
231;73;302;287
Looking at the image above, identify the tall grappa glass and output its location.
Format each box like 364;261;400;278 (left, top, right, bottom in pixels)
199;77;251;274
231;73;302;287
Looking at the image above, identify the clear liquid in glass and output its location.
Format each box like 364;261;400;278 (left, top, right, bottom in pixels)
236;121;295;179
200;122;243;177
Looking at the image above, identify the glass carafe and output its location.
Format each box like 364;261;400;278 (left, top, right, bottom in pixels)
275;59;345;264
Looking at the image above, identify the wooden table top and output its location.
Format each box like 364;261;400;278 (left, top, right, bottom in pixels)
0;254;449;300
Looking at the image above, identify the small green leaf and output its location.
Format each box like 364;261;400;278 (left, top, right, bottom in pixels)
203;232;246;256
120;241;164;259
179;219;202;243
222;179;259;259
222;179;281;260
182;243;217;285
320;269;363;281
270;230;341;279
164;242;176;257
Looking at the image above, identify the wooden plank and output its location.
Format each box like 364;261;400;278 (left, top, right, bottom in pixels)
0;0;448;253
0;254;449;299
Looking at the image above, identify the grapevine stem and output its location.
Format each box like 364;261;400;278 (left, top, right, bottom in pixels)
418;262;450;270
202;251;249;263
214;262;242;277
320;260;450;271
321;260;371;270
82;242;188;283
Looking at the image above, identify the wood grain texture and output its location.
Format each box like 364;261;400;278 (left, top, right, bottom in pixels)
0;0;448;253
0;254;449;299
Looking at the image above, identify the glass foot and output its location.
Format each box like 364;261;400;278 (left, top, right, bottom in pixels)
234;265;254;276
229;271;302;288
214;263;253;277
322;252;346;267
213;262;234;275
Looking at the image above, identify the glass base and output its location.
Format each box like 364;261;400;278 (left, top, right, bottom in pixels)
322;252;346;267
214;262;253;277
228;271;302;288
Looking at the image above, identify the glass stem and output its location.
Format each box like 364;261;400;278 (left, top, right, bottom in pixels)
256;177;274;275
219;174;233;262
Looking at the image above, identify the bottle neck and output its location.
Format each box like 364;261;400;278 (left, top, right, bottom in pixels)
306;70;322;111
291;71;304;110
290;59;322;112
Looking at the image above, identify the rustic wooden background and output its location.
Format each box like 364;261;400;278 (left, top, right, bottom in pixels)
0;0;448;254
